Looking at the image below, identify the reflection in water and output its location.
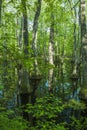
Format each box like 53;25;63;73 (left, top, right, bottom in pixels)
36;60;85;126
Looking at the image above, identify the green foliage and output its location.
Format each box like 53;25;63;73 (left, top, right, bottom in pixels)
69;116;87;130
0;84;3;90
27;95;64;118
26;94;67;130
0;110;28;130
0;0;86;130
66;99;86;110
25;95;87;130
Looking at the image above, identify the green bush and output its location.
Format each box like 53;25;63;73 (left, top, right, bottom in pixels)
0;110;28;130
26;94;68;130
69;116;87;130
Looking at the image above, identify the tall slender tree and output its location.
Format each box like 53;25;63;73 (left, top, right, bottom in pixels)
48;13;54;93
0;0;2;25
32;0;42;75
80;0;86;82
18;0;30;120
80;0;87;101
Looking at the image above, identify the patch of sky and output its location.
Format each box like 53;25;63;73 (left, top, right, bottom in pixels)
60;3;65;7
28;20;33;31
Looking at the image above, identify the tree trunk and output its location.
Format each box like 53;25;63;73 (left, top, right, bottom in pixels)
48;13;54;93
18;0;30;121
79;0;87;118
80;0;87;89
21;0;30;93
0;0;2;25
80;0;87;84
32;0;42;75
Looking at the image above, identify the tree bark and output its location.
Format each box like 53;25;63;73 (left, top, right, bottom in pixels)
32;0;42;75
18;0;30;121
48;13;54;93
79;0;87;118
0;0;2;25
21;0;29;56
80;0;87;86
20;0;30;93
